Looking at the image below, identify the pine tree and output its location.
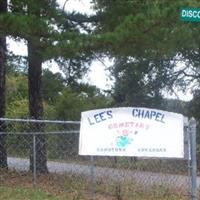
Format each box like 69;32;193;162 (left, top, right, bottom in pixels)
0;0;7;169
1;0;95;173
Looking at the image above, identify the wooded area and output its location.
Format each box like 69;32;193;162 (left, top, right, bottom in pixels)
0;0;200;172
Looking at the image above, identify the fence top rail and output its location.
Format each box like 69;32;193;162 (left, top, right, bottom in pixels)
0;118;80;125
0;131;80;135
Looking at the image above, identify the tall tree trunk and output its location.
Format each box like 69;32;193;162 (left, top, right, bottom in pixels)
28;40;48;174
0;0;7;169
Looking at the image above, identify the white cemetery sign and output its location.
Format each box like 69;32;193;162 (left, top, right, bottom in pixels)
79;107;184;158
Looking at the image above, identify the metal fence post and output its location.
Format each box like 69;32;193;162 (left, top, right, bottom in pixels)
186;125;191;196
189;118;197;200
33;133;36;186
90;156;95;199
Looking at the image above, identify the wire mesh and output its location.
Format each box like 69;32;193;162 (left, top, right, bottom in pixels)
0;118;197;200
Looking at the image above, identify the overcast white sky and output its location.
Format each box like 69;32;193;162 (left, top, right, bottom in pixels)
57;0;94;15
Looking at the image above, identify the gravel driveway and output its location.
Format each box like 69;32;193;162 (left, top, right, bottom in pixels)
7;157;200;191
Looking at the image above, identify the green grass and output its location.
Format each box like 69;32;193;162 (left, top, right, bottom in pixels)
0;184;188;200
95;179;188;200
0;170;190;200
0;186;58;200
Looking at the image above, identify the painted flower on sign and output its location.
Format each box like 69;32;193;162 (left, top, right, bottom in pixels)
116;129;133;148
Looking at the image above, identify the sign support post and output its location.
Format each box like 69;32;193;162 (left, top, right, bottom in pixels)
189;118;197;200
180;9;198;199
90;156;95;198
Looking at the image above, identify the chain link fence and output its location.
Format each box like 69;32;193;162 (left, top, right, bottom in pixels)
0;118;198;200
